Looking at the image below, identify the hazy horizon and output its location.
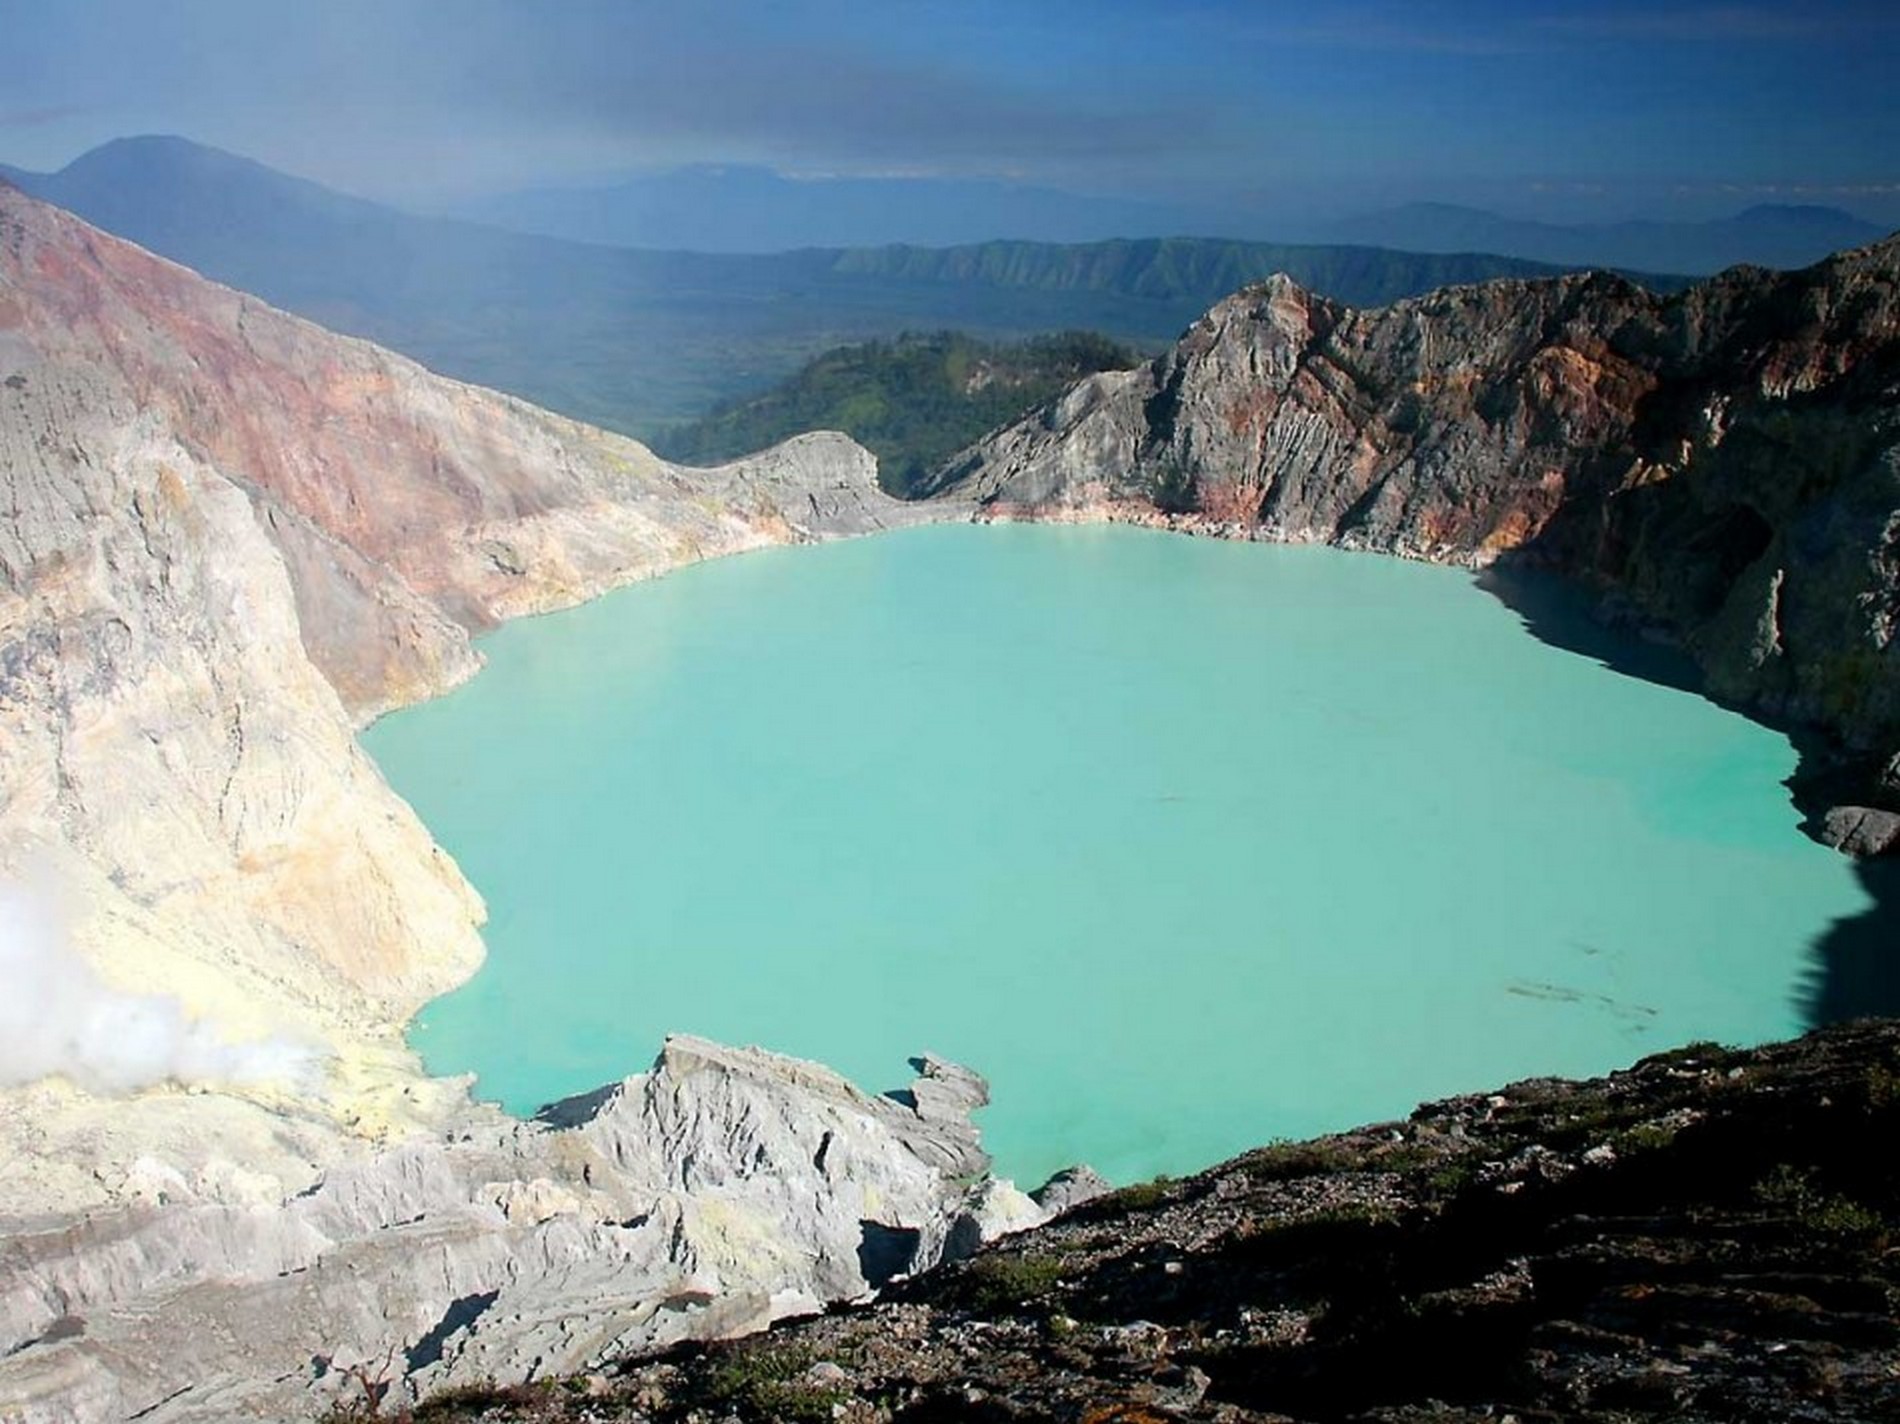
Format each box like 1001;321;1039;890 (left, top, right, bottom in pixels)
4;0;1898;232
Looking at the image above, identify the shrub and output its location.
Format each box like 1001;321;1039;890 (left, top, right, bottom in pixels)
965;1252;1066;1311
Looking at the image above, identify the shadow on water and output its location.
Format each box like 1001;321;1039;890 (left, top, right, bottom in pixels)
1802;859;1900;1026
1476;562;1900;1032
1475;563;1706;700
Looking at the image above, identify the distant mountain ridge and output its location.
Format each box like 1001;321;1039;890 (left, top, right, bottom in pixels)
2;136;1675;435
820;237;1648;304
1326;200;1889;276
452;164;1895;276
453;163;1194;251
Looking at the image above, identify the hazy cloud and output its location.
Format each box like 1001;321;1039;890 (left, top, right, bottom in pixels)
0;867;323;1096
1200;7;1534;56
0;0;1894;219
457;29;1213;177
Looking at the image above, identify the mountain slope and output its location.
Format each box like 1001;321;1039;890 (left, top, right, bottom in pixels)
0;183;1027;1424
934;241;1900;851
4;138;1673;434
0;178;923;1207
454;163;1193;251
1328;201;1889;275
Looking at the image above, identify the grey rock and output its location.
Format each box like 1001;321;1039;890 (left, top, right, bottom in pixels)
942;1178;1049;1262
1031;1165;1114;1216
0;1038;1002;1423
1819;805;1900;857
908;1053;991;1125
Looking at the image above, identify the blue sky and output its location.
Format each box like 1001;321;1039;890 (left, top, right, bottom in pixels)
2;0;1896;220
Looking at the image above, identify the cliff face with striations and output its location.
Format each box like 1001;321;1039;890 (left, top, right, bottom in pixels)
935;243;1900;849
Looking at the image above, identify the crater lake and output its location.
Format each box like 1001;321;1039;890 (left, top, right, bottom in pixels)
362;524;1871;1186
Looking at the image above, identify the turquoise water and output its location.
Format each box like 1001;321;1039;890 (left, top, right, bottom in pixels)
362;524;1870;1187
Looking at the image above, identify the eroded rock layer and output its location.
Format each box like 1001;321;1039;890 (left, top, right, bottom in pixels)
936;243;1900;846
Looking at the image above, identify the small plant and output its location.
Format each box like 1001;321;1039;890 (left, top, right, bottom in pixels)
1425;1158;1478;1195
1804;1196;1888;1237
1645;1040;1732;1069
1755;1163;1815;1209
1865;1061;1900;1111
1250;1138;1363;1178
1615;1121;1680;1154
410;1381;548;1421
1753;1164;1888;1239
704;1342;844;1424
1114;1174;1176;1209
317;1348;401;1423
965;1252;1066;1311
1302;1202;1399;1230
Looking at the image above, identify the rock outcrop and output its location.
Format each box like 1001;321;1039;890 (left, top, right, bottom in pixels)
934;243;1900;845
459;1022;1900;1424
0;1039;1010;1423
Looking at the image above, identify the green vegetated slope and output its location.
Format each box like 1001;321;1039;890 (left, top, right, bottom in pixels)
3;137;1685;438
653;330;1140;494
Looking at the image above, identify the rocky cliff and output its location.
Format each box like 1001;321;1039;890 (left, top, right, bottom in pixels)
933;242;1900;853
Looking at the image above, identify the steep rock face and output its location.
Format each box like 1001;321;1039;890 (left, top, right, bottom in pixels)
0;180;945;1212
936;245;1900;844
0;1040;1021;1423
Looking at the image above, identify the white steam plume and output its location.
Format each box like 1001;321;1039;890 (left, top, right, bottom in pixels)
0;871;324;1094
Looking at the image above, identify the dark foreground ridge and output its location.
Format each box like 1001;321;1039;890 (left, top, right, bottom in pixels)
393;1022;1900;1424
